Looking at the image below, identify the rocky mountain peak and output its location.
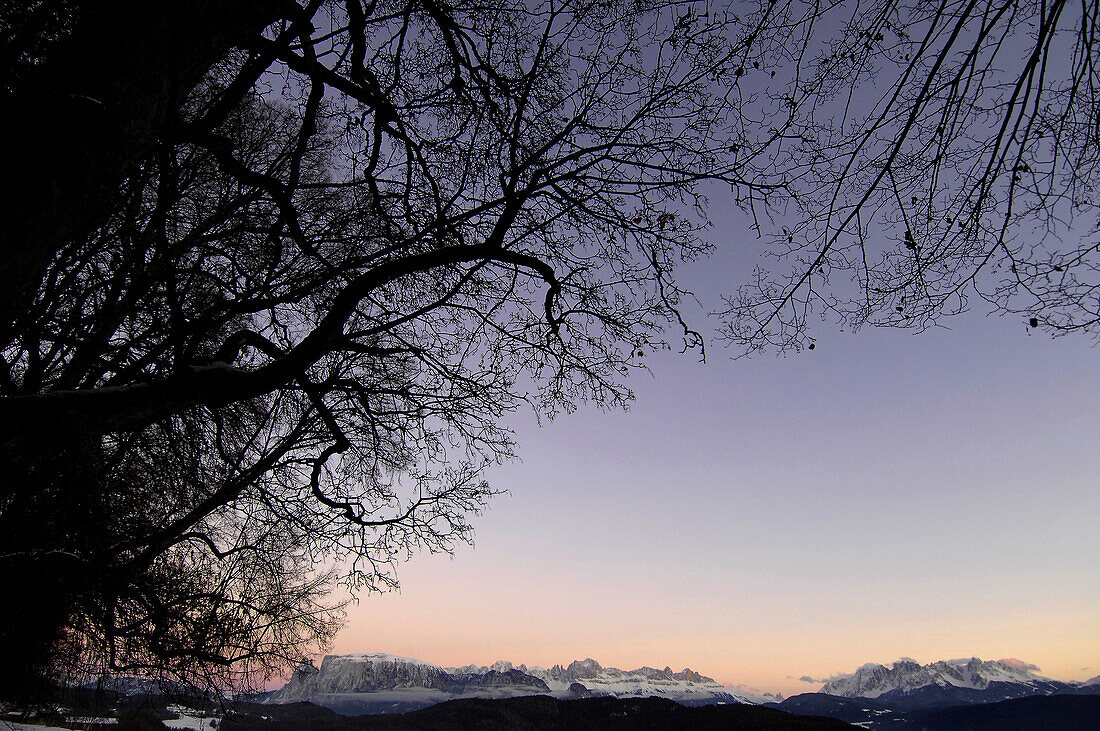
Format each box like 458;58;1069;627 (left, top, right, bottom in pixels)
821;657;1047;699
565;658;603;679
265;653;756;712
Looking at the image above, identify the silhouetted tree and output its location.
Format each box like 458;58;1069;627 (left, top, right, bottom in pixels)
0;0;760;697
1;0;1095;700
716;0;1100;351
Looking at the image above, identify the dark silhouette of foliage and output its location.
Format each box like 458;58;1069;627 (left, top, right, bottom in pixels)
1;0;1095;701
716;0;1100;351
0;0;756;697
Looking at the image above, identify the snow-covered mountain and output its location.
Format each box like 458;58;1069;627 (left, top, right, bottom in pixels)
269;653;458;696
80;674;187;696
821;657;1041;698
449;657;773;705
266;653;549;714
265;653;766;714
818;657;1092;710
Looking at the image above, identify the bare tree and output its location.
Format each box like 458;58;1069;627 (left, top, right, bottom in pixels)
0;0;772;696
3;0;1095;700
718;0;1100;351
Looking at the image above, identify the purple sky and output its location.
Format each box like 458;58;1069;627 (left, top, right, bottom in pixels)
333;223;1100;696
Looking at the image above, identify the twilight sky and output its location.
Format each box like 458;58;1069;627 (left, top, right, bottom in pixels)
333;207;1100;697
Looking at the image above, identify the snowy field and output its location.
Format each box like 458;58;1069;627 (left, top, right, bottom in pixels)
1;705;219;730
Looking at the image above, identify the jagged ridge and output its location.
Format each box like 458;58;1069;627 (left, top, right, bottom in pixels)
265;653;768;715
814;656;1100;711
821;657;1047;698
268;654;549;699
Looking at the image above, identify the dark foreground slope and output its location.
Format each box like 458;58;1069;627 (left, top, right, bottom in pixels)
770;692;1100;729
770;694;896;724
224;696;854;730
902;694;1100;730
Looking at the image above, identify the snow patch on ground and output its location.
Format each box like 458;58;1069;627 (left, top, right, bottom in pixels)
164;705;220;730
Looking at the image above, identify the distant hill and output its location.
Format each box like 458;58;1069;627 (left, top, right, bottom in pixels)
768;692;1100;729
902;694;1100;730
225;695;855;730
769;693;897;725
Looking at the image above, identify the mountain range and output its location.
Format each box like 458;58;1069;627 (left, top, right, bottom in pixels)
264;653;774;714
761;657;1100;728
264;652;1100;721
71;653;1100;728
811;656;1100;710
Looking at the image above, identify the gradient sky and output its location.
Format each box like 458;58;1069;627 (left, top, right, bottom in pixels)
332;202;1100;697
